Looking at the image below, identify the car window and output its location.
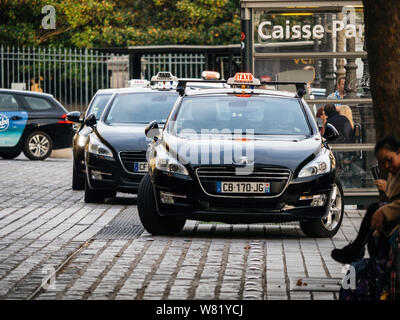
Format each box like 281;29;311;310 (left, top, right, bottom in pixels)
105;92;178;125
87;94;112;120
170;95;311;136
0;93;19;111
24;96;54;111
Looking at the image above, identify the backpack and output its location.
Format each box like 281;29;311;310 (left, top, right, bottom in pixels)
339;231;391;300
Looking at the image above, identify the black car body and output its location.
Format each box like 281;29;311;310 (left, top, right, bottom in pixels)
70;86;179;203
69;89;116;190
138;74;344;238
0;89;73;160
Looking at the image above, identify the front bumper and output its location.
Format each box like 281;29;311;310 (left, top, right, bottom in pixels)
86;152;145;193
151;168;336;224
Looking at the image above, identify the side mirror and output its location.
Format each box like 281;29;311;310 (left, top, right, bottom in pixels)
85;113;97;128
67;111;83;123
323;123;339;142
145;120;160;140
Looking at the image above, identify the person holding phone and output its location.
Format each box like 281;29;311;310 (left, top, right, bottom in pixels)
331;136;400;264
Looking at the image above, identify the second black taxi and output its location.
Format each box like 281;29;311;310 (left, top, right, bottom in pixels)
67;73;179;203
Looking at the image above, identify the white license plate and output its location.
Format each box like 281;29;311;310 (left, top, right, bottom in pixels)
216;182;270;194
134;162;148;173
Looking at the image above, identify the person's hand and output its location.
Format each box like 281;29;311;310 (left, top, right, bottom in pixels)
374;179;387;192
371;208;385;237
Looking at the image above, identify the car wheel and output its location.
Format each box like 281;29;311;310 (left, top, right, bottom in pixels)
23;131;53;160
137;174;186;235
84;178;105;203
0;151;21;159
300;179;344;238
72;161;85;191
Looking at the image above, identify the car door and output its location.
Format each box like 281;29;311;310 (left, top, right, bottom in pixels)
0;92;28;148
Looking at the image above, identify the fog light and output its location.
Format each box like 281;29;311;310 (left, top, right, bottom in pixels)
311;194;327;207
299;194;327;207
160;191;186;204
91;170;112;181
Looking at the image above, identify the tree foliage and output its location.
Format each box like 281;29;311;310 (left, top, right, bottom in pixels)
0;0;241;47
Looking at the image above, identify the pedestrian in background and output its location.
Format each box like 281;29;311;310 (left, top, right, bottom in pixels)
324;103;353;143
328;76;346;105
338;105;354;131
316;107;327;135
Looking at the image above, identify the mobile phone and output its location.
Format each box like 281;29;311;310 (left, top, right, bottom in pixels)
371;165;380;180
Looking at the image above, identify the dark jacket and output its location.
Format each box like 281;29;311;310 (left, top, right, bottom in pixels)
326;111;353;143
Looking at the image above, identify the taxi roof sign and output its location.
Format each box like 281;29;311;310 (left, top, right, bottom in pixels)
151;72;178;83
201;71;220;80
128;79;150;88
227;73;261;86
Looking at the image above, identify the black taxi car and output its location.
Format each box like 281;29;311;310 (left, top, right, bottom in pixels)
0;89;73;160
138;73;344;238
67;73;180;203
68;88;118;190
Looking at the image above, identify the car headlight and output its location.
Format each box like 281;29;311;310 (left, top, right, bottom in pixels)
77;135;87;147
88;134;113;158
154;146;189;176
298;149;331;178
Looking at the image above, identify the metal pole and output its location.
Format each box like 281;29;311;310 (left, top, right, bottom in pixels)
64;48;67;109
75;48;78;110
1;45;4;88
53;47;56;97
17;47;20;83
241;7;253;73
27;47;30;91
85;48;89;108
43;47;46;93
11;47;14;86
58;48;61;102
38;47;41;91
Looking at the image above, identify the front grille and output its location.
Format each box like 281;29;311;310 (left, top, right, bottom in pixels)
119;151;147;174
196;166;292;198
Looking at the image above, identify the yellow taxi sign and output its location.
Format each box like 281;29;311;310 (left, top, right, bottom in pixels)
227;73;261;86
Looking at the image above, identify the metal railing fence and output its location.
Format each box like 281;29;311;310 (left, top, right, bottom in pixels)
141;53;206;80
0;46;126;112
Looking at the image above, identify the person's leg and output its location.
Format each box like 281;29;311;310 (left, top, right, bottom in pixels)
331;202;380;264
351;202;379;248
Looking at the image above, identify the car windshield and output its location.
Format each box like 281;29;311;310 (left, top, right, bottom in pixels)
169;94;311;136
87;94;112;120
104;92;178;125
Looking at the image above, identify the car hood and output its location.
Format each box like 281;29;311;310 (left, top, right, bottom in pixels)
95;123;153;152
163;133;323;172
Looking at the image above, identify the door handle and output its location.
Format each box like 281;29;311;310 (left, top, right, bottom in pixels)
11;116;22;120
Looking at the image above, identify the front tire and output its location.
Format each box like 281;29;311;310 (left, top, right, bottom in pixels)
72;161;85;190
300;179;344;238
84;177;116;203
137;174;186;235
84;178;105;203
23;131;53;160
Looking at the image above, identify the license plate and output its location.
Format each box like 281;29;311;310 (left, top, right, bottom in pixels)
134;162;148;173
216;182;270;194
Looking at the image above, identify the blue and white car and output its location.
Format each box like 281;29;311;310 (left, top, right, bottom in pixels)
0;89;73;160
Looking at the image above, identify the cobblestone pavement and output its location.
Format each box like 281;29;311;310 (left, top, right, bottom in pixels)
0;154;364;300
